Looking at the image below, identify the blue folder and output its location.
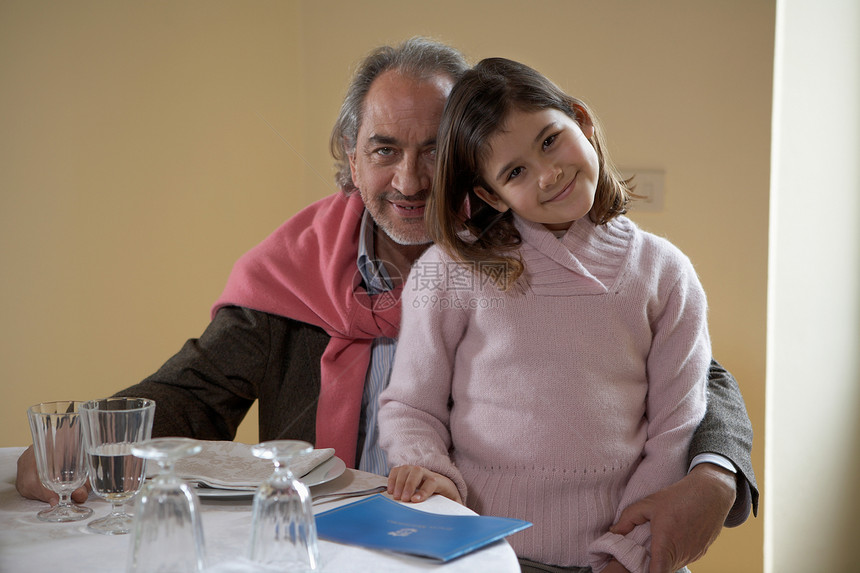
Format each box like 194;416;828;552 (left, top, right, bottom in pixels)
315;494;532;562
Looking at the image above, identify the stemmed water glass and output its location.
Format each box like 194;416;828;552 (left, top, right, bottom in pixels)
248;440;319;571
80;397;155;535
27;401;94;522
127;437;206;573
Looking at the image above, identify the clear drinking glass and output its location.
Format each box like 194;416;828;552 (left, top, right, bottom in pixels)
248;440;319;571
80;397;155;535
127;438;206;573
27;401;94;522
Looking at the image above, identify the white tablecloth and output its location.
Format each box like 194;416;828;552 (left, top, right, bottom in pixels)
0;446;520;572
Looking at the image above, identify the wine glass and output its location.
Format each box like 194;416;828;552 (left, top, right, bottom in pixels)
80;397;155;535
248;440;319;571
127;438;206;573
27;401;94;522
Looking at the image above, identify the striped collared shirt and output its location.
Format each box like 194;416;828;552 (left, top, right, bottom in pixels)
355;211;396;475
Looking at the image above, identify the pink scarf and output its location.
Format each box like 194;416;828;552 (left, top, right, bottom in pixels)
212;192;402;468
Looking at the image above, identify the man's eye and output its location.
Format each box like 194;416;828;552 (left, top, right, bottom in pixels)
376;147;395;156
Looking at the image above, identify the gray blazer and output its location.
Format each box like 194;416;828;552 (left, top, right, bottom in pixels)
117;305;759;523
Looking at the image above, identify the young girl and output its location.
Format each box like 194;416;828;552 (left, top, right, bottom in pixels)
378;58;708;573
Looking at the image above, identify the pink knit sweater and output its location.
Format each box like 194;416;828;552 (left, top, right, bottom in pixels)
378;214;709;572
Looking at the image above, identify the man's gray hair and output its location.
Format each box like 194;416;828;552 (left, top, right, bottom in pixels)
329;37;469;193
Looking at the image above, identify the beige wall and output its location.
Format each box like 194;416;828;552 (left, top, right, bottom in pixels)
1;0;306;446
0;1;774;571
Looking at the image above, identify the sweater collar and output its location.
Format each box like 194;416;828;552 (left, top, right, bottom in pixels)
514;213;634;294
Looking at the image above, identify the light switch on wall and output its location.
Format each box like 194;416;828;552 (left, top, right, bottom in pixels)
622;169;665;213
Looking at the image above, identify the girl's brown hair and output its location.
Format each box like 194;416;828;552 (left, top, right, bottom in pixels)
427;57;634;291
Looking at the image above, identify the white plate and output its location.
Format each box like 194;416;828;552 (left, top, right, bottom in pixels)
302;455;347;487
196;456;346;499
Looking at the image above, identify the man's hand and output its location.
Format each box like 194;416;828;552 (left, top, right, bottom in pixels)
15;445;90;504
602;559;632;573
387;465;462;504
610;463;736;573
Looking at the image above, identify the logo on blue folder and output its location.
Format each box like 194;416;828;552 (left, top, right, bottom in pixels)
388;527;419;537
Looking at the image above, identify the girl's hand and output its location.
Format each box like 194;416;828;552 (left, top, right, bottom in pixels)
387;465;463;504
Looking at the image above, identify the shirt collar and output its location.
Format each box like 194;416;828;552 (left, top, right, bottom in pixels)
357;209;394;294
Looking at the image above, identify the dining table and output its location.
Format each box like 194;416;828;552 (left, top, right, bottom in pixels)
0;446;521;572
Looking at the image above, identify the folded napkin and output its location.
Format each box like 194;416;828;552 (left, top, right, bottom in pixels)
173;441;335;491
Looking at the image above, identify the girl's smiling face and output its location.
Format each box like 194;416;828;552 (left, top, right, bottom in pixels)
475;107;600;231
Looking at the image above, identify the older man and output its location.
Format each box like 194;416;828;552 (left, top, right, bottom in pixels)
17;37;756;573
